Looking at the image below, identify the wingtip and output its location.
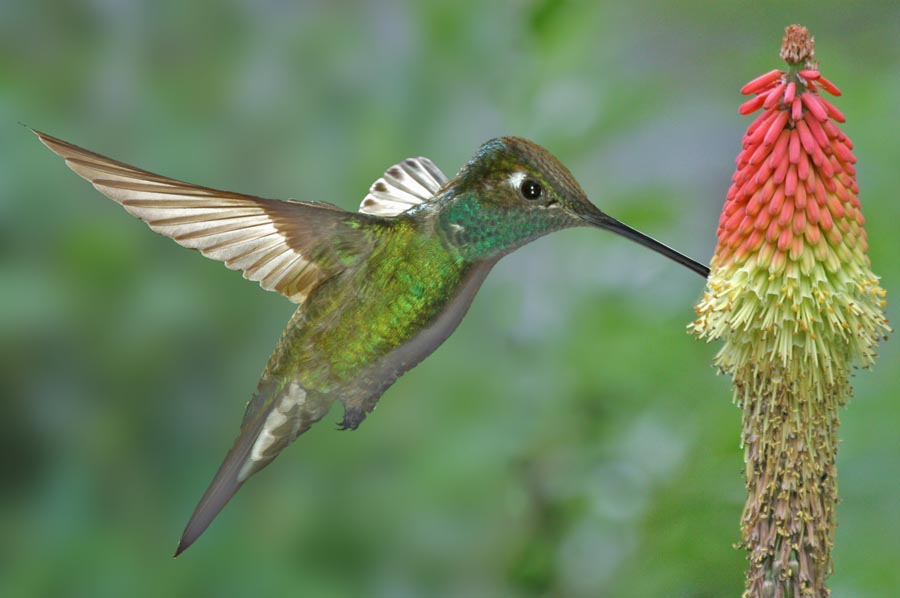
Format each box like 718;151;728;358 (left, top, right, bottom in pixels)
173;536;192;559
173;507;213;559
30;130;95;162
174;510;210;558
31;128;62;154
172;455;252;559
172;508;211;559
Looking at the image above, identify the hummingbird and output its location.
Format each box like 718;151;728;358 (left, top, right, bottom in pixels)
35;130;709;555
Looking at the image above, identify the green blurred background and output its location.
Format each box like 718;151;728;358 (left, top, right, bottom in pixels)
2;1;898;596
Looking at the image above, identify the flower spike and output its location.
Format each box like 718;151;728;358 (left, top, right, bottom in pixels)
689;25;890;598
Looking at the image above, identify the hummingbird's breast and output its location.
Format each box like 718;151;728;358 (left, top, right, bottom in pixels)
272;220;489;405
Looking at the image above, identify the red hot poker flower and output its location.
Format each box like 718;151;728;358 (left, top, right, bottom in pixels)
690;25;889;598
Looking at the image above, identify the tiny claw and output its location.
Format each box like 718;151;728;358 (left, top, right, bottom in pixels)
338;407;367;431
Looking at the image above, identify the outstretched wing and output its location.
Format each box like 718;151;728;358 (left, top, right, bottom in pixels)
36;130;377;303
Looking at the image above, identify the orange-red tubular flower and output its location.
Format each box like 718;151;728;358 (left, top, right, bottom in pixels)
690;25;889;598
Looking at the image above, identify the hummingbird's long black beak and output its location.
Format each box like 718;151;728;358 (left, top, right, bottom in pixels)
579;208;710;278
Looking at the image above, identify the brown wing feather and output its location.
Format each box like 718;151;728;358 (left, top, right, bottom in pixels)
36;130;375;304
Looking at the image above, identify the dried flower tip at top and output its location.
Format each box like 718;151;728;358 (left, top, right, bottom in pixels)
780;24;815;66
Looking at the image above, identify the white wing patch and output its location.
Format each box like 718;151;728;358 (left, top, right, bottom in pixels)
359;157;449;217
241;381;307;482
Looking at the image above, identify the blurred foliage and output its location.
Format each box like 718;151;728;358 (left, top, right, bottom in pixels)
1;1;898;596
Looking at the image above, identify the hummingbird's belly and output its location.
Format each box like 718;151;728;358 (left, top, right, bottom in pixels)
283;243;492;411
307;262;465;384
327;257;498;425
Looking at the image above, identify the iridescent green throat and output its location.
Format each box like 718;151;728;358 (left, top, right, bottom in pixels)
438;192;572;262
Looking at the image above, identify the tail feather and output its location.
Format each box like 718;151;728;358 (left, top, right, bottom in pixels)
175;379;331;556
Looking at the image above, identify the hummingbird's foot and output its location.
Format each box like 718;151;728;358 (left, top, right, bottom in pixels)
337;407;367;431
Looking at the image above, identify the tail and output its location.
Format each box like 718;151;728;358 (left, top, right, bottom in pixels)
175;378;331;556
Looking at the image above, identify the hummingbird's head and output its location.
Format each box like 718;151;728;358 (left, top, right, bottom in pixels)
444;137;709;276
454;136;591;222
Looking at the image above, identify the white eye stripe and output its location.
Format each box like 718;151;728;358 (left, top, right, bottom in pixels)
507;171;527;191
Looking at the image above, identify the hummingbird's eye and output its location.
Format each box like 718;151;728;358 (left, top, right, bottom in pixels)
520;179;543;200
